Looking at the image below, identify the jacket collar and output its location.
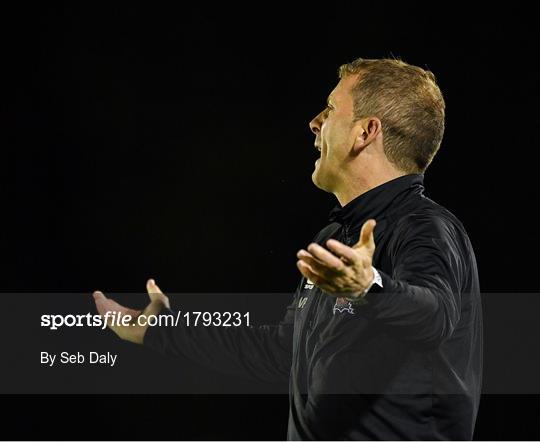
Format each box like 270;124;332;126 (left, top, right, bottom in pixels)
328;174;425;228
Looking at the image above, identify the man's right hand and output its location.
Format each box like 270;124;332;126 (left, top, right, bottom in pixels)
92;279;170;345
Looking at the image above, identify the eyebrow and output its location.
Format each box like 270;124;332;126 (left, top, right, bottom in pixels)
327;96;336;106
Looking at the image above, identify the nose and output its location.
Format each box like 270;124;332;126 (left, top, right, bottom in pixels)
309;111;324;135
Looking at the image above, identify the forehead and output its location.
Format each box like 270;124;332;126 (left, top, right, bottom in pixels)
328;74;359;103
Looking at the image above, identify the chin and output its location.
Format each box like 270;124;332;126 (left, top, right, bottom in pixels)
311;168;332;192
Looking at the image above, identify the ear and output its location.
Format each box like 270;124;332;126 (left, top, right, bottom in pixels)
352;117;382;153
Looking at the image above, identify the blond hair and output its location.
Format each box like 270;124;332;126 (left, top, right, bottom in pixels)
339;57;445;173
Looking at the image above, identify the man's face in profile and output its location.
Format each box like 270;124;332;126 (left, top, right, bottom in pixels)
309;74;359;193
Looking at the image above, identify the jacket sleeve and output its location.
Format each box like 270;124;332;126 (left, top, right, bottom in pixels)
360;212;468;345
142;294;296;384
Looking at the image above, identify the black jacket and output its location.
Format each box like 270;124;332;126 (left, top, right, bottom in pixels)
144;174;483;440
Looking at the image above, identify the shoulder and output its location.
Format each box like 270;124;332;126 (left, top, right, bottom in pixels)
396;194;465;232
387;195;471;252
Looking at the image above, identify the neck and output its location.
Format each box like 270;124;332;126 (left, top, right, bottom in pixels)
333;166;406;206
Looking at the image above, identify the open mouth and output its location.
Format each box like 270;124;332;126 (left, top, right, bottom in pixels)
314;144;322;167
314;145;321;166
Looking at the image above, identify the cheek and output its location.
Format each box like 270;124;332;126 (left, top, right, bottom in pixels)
320;119;330;139
335;120;355;149
320;118;337;147
322;114;349;141
323;123;349;156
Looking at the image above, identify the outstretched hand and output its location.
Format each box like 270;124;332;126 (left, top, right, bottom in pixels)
296;219;377;298
93;279;170;344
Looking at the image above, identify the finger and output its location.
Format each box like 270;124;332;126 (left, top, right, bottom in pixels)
298;249;344;278
325;239;358;263
92;291;120;330
297;259;320;281
146;278;163;301
306;243;346;270
146;278;170;308
297;260;335;293
297;249;332;271
146;278;162;300
92;291;140;321
92;291;112;318
297;249;320;266
93;290;106;301
93;291;112;317
355;219;376;252
93;291;110;321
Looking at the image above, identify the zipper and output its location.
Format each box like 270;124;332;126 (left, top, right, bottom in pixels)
293;285;320;396
292;222;343;393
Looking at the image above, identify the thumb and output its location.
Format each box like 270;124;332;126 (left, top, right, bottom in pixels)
146;278;170;308
354;219;376;254
146;278;162;301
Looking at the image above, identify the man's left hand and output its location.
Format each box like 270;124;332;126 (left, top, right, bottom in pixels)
296;219;377;298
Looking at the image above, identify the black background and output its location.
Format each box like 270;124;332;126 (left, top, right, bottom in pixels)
2;1;540;440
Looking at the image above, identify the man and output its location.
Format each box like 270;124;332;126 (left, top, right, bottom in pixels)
93;58;483;440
